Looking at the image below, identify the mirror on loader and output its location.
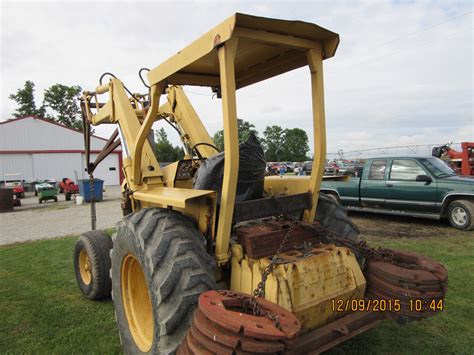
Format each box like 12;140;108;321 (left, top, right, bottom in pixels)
74;13;448;354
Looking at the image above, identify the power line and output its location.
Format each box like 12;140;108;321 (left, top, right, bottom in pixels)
374;11;473;49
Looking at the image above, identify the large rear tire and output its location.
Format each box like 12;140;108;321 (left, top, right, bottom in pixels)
111;208;217;354
315;192;359;241
74;230;113;300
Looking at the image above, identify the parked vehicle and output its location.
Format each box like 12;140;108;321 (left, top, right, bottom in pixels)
302;161;312;175
284;161;295;172
4;173;25;198
321;156;474;230
34;179;57;196
36;182;58;203
58;178;79;201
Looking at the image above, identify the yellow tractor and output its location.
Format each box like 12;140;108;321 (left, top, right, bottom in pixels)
74;13;447;354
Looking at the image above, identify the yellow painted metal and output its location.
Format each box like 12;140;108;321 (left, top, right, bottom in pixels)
160;87;219;158
132;82;165;185
87;78;163;189
133;186;215;209
78;13;377;350
160;161;180;187
230;245;366;330
83;13;340;266
121;254;153;352
304;46;327;222
264;176;312;196
264;175;350;197
214;38;240;265
78;249;92;285
147;13;339;89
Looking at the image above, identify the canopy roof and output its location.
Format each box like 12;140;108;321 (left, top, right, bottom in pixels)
147;13;339;89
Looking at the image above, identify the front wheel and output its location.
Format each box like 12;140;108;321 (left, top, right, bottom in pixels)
447;200;474;231
73;230;113;300
111;208;217;354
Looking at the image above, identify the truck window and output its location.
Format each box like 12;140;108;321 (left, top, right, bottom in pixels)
390;160;426;180
368;160;387;180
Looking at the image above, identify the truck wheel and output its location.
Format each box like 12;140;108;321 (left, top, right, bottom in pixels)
53;196;58;202
111;208;216;354
74;230;113;300
315;192;359;241
447;200;474;231
65;192;71;201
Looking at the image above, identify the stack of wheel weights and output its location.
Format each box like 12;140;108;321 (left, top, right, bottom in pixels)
365;249;448;319
177;290;301;354
236;220;321;259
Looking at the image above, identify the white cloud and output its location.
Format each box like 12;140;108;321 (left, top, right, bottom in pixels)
1;0;472;156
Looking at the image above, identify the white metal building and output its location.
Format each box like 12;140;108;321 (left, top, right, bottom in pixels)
0;116;123;186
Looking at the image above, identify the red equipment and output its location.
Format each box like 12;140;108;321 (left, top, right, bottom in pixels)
432;142;474;176
58;178;79;201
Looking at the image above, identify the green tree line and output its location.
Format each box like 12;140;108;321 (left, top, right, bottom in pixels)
213;119;309;162
9;80;83;130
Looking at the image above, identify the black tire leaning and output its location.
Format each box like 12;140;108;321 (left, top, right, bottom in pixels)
315;192;359;241
65;192;71;201
74;230;113;300
111;208;217;354
447;200;474;231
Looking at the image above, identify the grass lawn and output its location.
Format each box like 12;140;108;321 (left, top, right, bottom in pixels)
1;232;473;353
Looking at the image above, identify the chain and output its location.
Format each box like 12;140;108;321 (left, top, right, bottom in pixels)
220;290;282;330
252;220;299;299
298;221;442;273
89;173;96;230
246;196;434;328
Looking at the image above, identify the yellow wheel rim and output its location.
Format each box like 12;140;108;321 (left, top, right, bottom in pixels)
121;254;153;352
79;250;92;285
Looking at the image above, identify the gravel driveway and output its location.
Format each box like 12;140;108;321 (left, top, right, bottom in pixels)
0;186;123;246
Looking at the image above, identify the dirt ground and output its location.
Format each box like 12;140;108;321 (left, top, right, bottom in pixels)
350;211;471;240
0;186;123;246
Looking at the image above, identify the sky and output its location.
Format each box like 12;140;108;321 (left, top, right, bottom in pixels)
1;0;472;156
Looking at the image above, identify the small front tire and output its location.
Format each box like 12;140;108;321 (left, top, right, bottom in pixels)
74;230;113;300
447;200;474;231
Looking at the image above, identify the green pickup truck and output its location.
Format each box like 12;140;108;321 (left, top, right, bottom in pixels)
321;156;474;230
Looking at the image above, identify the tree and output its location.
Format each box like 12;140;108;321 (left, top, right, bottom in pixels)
281;128;309;162
8;81;45;118
43;84;82;130
262;125;285;161
155;128;185;162
212;118;258;151
213;130;224;152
